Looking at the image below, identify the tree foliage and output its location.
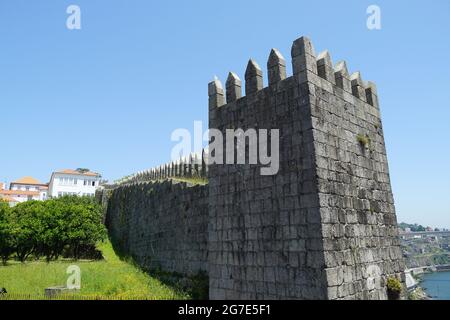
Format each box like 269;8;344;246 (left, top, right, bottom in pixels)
0;201;14;264
0;196;107;263
399;222;426;232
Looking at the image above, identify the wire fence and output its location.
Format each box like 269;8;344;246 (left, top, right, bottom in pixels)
0;293;178;300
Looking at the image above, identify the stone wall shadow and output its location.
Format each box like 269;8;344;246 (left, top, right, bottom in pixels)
109;237;209;300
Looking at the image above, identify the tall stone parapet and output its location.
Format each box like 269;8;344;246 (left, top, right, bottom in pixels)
114;150;208;186
267;48;287;85
245;59;263;95
208;36;405;300
226;72;242;103
291;36;317;82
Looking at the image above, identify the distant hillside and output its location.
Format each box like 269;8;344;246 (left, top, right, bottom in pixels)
399;222;427;232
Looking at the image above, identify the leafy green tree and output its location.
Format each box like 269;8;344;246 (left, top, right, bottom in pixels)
7;196;107;262
53;196;106;259
0;201;14;265
9;201;43;262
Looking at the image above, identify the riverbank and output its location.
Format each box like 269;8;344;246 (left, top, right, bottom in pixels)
408;286;430;300
418;270;450;300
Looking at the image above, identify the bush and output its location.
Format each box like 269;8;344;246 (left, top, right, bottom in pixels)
356;134;370;147
8;201;41;261
0;201;14;265
4;196;107;262
387;277;402;300
387;277;402;293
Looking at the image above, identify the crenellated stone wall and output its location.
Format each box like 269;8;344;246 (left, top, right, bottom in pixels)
115;151;208;185
104;180;208;276
207;36;405;299
103;35;405;300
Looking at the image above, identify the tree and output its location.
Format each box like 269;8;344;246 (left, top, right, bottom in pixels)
3;196;107;262
9;201;43;262
0;201;14;265
54;196;106;259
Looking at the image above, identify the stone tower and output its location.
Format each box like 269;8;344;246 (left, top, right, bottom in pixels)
208;36;405;299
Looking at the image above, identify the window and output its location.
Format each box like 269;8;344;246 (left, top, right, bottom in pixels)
74;179;77;185
58;192;62;197
92;181;95;186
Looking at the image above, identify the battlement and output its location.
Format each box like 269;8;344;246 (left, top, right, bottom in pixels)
115;150;208;185
105;35;404;300
209;36;378;111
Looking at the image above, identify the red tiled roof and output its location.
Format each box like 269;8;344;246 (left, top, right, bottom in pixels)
12;176;42;185
0;195;19;203
54;169;100;177
0;190;40;196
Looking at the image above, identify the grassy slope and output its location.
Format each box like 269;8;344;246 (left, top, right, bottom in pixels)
0;241;188;300
170;177;208;185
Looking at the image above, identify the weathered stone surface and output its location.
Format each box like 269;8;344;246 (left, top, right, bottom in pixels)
245;59;263;94
44;286;79;299
209;36;405;300
226;72;242;103
105;180;208;276
268;48;287;85
104;36;405;300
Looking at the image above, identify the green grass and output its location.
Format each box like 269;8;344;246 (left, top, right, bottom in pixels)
170;177;208;186
0;241;189;300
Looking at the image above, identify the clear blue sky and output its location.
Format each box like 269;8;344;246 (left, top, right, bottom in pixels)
0;0;449;227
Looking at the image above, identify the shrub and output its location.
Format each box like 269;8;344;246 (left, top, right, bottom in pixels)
8;201;40;262
0;201;14;265
5;196;107;262
357;134;370;147
387;277;402;293
387;276;402;300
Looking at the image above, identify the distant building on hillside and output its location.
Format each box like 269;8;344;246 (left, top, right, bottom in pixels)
48;169;101;198
0;176;48;204
0;195;18;207
0;182;19;206
9;176;48;200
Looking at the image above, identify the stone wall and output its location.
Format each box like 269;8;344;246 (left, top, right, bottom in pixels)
208;73;329;299
104;180;208;276
103;35;405;300
307;48;405;300
207;36;404;299
115;151;208;185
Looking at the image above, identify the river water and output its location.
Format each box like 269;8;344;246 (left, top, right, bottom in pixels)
421;271;450;300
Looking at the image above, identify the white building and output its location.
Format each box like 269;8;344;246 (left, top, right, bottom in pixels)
48;169;101;198
0;177;48;204
0;182;19;206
